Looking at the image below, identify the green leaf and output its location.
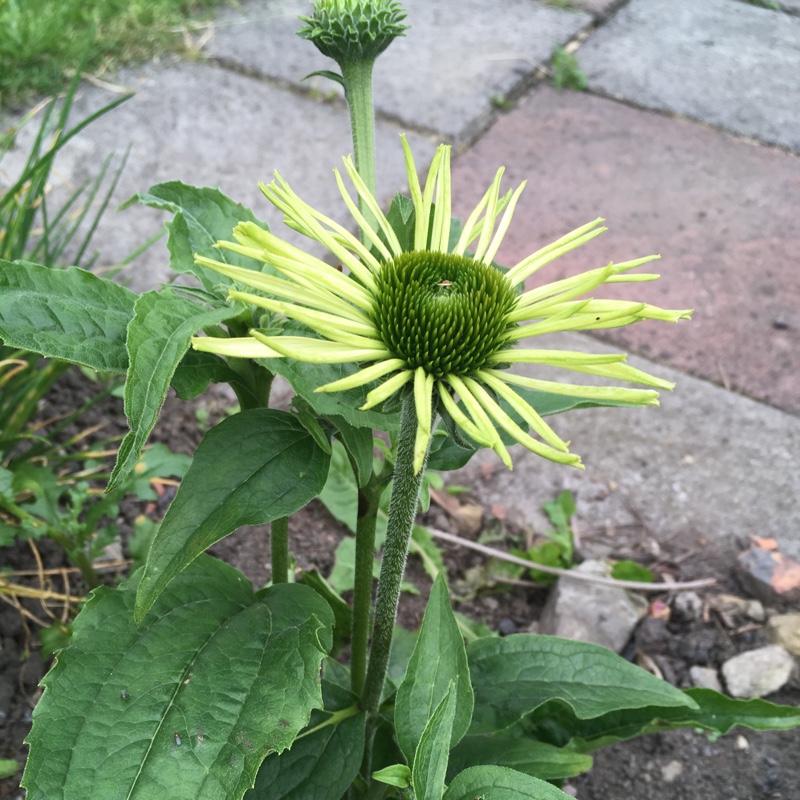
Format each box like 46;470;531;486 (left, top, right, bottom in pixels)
247;684;364;800
331;416;374;488
413;682;458;800
135;409;331;622
0;261;134;372
0;760;19;780
610;559;654;583
541;688;800;752
23;557;334;800
395;574;474;764
269;357;399;432
410;524;446;583
128;182;271;292
384;193;416;253
109;289;239;491
299;570;352;654
447;735;592;782
318;440;359;530
171;348;240;401
443;765;574;800
467;634;695;735
39;622;72;659
372;764;411;789
327;536;418;596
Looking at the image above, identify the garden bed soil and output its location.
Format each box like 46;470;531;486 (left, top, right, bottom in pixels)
1;368;798;798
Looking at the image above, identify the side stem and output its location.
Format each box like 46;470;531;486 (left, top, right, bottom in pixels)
340;57;377;240
361;395;430;715
270;516;290;584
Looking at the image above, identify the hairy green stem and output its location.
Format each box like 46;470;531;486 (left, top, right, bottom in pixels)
361;396;430;715
340;57;377;240
350;478;382;696
270;516;290;584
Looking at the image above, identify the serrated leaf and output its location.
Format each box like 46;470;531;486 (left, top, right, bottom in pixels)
135;409;330;621
109;289;239;491
0;260;134;372
413;682;457;800
171;348;240;401
468;634;695;735
447;735;592;782
395;574;474;764
246;683;364;800
128;182;271;292
443;765;574;800
23;556;334;800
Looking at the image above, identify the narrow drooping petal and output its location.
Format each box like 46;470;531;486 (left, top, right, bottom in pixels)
317;358;408;393
191;336;281;359
413;367;435;472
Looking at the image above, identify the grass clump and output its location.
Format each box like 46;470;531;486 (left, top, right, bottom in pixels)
0;0;230;109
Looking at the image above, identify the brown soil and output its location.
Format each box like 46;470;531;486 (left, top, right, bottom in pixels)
1;368;798;799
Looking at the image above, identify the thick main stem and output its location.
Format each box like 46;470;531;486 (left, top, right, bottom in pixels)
361;396;429;715
350;480;382;696
340;57;377;241
270;516;290;584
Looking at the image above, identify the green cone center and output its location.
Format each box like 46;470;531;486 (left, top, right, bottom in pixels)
372;250;518;378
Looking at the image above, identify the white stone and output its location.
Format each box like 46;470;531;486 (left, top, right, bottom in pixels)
538;560;647;653
689;665;722;693
766;613;800;658
722;646;795;699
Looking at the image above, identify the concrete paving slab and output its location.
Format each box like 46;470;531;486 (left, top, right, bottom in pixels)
578;0;800;153
206;0;591;142
449;331;800;565
450;85;800;415
3;60;435;293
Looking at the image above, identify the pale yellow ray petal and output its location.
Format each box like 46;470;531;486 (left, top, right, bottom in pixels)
436;382;495;447
228;290;378;340
412;368;435;472
447;374;512;469
362;370;414;409
491;349;627;367
481;180;526;266
430;146;452;253
190;336;281;359
506;221;607;287
251;332;389;363
334;167;393;264
453;168;502;256
472;167;505;263
484;368;660;406
464;377;582;468
475;371;570;451
416;146;445;250
317;358;407;393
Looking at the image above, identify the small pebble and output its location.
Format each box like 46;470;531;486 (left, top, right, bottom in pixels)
735;735;749;750
661;760;684;783
497;618;517;636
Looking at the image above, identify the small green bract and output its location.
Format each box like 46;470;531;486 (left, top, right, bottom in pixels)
299;0;408;63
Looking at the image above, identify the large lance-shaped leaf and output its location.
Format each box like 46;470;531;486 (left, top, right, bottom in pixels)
395;574;474;764
443;765;574;800
468;634;695;735
23;556;335;800
135;409;331;621
532;687;800;752
127;182;271;291
108;288;240;491
247;682;365;800
0;260;134;372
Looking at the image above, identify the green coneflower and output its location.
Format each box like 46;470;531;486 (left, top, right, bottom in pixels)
192;137;691;473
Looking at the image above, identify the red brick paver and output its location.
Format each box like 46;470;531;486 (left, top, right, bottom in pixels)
451;86;800;415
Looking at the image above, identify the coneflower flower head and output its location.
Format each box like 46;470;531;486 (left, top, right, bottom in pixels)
192;137;691;473
298;0;408;63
